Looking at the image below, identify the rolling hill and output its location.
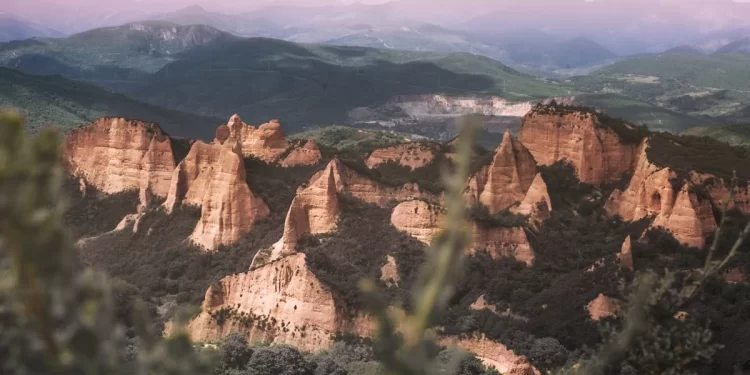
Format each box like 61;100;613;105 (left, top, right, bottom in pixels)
120;37;569;130
571;53;750;121
685;123;750;147
0;67;220;138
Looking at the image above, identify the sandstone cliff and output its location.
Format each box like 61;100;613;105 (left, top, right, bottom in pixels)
510;173;553;224
466;130;538;214
518;107;639;185
65;117;176;197
187;253;346;352
390;200;535;265
164;136;269;250
366;143;440;170
471;225;535;266
605;140;717;248
265;161;340;262
440;336;541;375
280;140;322;167
390;200;444;245
311;159;435;207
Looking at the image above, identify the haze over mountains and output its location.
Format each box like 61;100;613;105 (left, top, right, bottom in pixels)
5;0;750;71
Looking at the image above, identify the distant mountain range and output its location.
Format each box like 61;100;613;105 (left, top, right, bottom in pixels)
0;14;62;42
0;21;570;132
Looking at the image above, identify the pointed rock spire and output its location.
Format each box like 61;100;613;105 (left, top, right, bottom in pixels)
618;236;634;271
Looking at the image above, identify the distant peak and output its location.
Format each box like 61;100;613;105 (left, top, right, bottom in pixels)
181;4;207;13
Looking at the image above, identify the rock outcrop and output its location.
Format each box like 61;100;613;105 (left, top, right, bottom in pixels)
605;141;717;248
280;140;322;167
441;336;541;375
510;173;552;224
366;143;440;170
226;115;290;162
470;295;497;313
586;294;618;321
265;161;340;262
380;255;400;287
164;136;269;251
390;200;444;245
471;225;535;265
690;172;750;214
64;117;176;197
618;236;634;271
390;201;534;265
518;107;640;185
311;159;435;207
187;254;346;352
466;130;538;214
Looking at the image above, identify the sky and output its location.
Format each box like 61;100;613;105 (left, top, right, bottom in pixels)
4;0;750;52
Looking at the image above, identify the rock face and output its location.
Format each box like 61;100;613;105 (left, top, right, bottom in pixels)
223;115;320;167
471;225;535;266
64;117;176;197
618;236;634;271
690;172;750;214
467;131;538;214
390;200;444;245
187;254;346;352
366;143;439;170
164;137;270;250
267;161;340;261
510;173;552;223
226;115;290;162
280;140;322;167
311;159;434;207
587;294;618;321
518;107;639;185
380;255;400;287
605;141;717;248
441;336;541;375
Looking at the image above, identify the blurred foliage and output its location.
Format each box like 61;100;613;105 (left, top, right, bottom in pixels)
0;111;214;374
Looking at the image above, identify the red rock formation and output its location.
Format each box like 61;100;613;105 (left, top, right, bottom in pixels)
390;200;444;245
64;117;176;197
690;171;750;214
380;255;400;287
226;115;290;162
187;254;346;352
440;336;541;375
605;140;717;248
510;173;552;224
189;140;270;250
163;136;269;250
266;161;340;261
310;159;435;207
618;236;634;271
518;108;639;185
587;294;618;320
466;130;538;214
391;200;534;264
470;295;497;313
280;140;322;167
365;143;440;170
471;225;535;265
652;184;717;248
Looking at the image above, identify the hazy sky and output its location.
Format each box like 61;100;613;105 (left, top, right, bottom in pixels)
5;0;750;46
